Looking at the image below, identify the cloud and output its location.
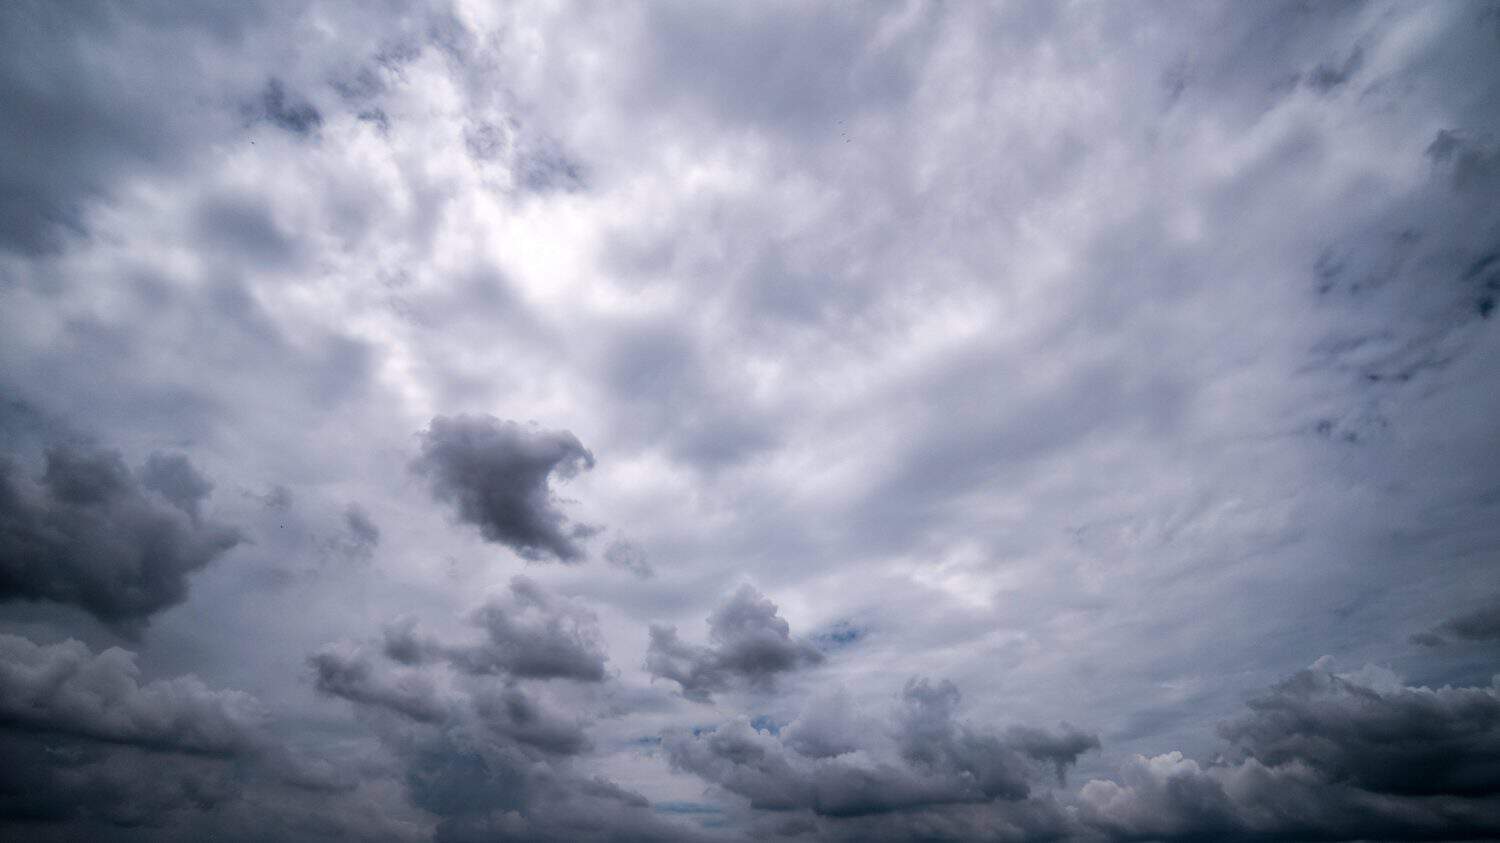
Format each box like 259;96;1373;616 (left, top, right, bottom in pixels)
1437;599;1500;642
382;576;608;682
646;584;823;701
603;540;654;579
1079;661;1500;841
309;583;699;843
311;643;448;724
1408;597;1500;646
0;633;385;839
0;438;242;631
663;676;1094;836
0;633;263;754
413;415;599;562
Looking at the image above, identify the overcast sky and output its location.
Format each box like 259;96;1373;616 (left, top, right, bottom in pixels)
3;1;1500;841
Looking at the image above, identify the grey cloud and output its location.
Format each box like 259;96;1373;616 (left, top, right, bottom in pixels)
0;634;383;840
1436;599;1500;642
140;452;215;520
343;504;381;551
0;1;264;254
455;576;608;681
664;676;1094;826
0;633;263;754
310;644;447;724
383;576;607;682
474;688;592;757
413;415;599;562
1080;663;1500;841
253;77;323;136
1218;666;1500;797
0;439;242;631
603;540;654;579
646;585;822;702
1305;45;1364;93
311;599;698;843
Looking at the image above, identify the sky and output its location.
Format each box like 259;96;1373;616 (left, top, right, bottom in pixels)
2;1;1500;840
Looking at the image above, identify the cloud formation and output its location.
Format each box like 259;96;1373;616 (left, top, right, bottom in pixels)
384;575;608;682
647;585;823;701
664;677;1096;837
1080;662;1500;841
0;438;242;631
2;0;1499;840
413;415;599;562
311;579;698;843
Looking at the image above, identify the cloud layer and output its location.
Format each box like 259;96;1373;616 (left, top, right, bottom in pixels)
2;0;1499;840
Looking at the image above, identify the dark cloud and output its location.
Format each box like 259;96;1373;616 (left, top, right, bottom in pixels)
0;1;262;254
0;634;380;840
1437;599;1500;642
664;676;1094;832
646;585;823;702
1079;663;1500;841
310;644;447;724
0;439;242;631
139;452;215;520
1409;598;1500;647
413;415;599;562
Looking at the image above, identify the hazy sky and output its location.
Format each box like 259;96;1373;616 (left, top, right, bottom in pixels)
3;2;1500;840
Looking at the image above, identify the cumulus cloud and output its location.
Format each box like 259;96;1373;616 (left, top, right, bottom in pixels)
0;633;263;754
310;584;696;843
413;415;599;562
646;585;823;701
4;0;1500;839
663;676;1095;836
383;575;607;682
0;633;384;839
1079;662;1500;841
0;439;242;631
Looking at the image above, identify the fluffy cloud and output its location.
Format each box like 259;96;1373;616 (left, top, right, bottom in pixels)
413;415;599;562
1079;662;1500;841
0;634;393;839
383;575;608;682
310;579;701;842
0;633;263;754
646;585;823;702
3;0;1500;840
0;436;242;631
664;676;1095;837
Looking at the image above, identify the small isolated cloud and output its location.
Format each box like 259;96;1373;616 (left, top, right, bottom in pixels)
647;584;824;702
413;414;599;562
